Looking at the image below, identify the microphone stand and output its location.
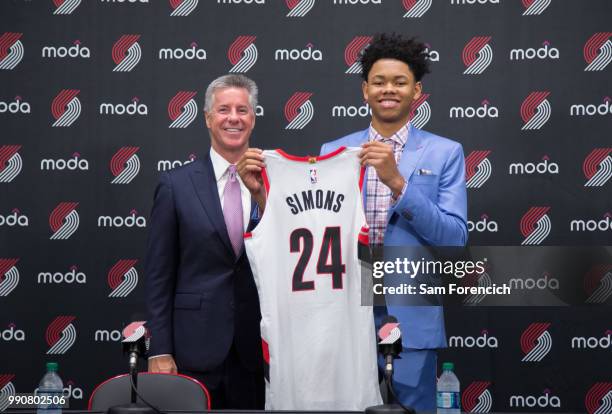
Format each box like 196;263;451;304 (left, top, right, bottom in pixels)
107;345;156;414
366;358;416;414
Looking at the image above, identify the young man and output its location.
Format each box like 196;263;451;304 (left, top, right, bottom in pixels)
320;33;468;411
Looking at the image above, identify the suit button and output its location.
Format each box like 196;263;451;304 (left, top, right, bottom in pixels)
402;210;413;220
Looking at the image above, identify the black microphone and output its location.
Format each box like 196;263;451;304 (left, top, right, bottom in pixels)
121;321;150;372
378;315;402;379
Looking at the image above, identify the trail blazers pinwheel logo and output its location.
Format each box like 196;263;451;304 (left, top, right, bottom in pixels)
462;269;492;305
522;0;550;16
463;37;493;75
0;375;16;412
521;91;551;130
402;0;431;18
586;383;612;414
46;316;77;354
285;92;314;130
51;89;81;127
584;265;612;304
520;206;551;245
49;202;79;240
110;147;140;184
584;33;612;72
462;381;492;413
108;259;139;297
465;150;492;189
0;259;19;297
168;91;197;128
0;33;24;70
408;93;431;129
52;0;81;15
345;36;371;74
0;145;23;183
112;35;141;72
286;0;315;17
521;322;552;362
228;36;257;73
583;148;612;187
169;0;198;16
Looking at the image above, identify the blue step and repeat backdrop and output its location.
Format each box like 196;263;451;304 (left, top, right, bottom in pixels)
1;0;611;412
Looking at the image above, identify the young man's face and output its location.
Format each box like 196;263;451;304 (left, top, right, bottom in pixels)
362;58;422;126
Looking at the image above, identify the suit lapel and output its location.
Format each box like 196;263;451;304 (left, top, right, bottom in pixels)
397;124;428;183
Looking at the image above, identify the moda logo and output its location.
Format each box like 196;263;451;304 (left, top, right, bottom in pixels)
41;152;89;171
0;33;24;71
94;328;123;342
520;91;551;130
0;208;29;227
0;324;25;342
98;209;147;228
52;0;81;14
217;0;265;3
583;148;612;187
61;381;83;400
509;272;559;290
38;265;86;284
510;390;561;409
584;32;612;72
509;155;559;175
468;214;498;233
100;0;150;4
0;259;19;297
169;0;198;16
228;35;257;73
585;382;612;414
331;102;370;118
572;331;611;349
110;146;140;184
333;0;381;4
450;99;498;119
108;259;139;297
112;35;141;72
571;212;612;232
462;269;492;305
46;316;77;354
42;40;90;59
0;145;23;183
571;96;612;117
274;43;323;61
100;97;148;116
584;265;612;304
451;0;499;4
284;92;314;130
344;36;371;74
463;36;492;75
462;381;492;413
168;91;197;128
424;44;439;61
449;330;498;349
465;150;492;189
0;96;30;114
159;42;206;61
286;0;315;17
510;40;558;61
157;154;196;171
51;89;81;127
0;375;16;412
522;0;550;15
520;206;551;245
402;0;431;18
520;322;552;362
49;202;79;240
408;93;431;129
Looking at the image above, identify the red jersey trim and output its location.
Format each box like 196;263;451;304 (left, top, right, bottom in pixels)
261;339;270;364
358;165;366;193
275;146;347;162
244;232;253;239
261;167;270;195
358;225;369;246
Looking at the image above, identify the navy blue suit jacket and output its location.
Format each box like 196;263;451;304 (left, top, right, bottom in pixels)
145;152;262;373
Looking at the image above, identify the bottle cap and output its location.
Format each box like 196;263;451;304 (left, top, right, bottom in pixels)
442;362;454;371
46;362;59;372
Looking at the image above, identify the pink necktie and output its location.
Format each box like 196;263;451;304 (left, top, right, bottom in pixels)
223;165;243;257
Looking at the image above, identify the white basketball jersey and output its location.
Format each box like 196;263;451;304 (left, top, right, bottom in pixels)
244;147;382;410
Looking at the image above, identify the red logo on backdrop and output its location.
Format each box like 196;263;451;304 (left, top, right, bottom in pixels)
585;382;612;414
51;89;81;127
0;145;23;183
52;0;81;15
284;92;314;130
49;202;79;240
521;91;551;130
520;206;551;245
108;259;139;298
169;0;198;17
583;148;612;187
46;316;77;355
228;36;258;73
462;381;493;413
168;91;197;128
584;264;612;304
0;32;24;70
402;0;432;18
584;32;612;72
520;322;552;362
344;36;371;74
0;258;19;297
112;35;142;72
522;0;551;16
465;150;492;189
463;36;493;75
110;147;140;184
286;0;315;17
0;374;16;412
408;93;431;129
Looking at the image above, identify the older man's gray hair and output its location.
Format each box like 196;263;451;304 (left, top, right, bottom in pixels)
204;74;258;113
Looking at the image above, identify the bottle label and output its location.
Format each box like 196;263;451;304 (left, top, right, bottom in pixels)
437;391;460;409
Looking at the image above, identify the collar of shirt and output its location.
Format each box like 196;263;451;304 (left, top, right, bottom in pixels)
210;147;244;185
367;121;410;148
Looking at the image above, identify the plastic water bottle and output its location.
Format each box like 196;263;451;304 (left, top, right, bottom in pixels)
437;362;460;414
37;362;63;414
